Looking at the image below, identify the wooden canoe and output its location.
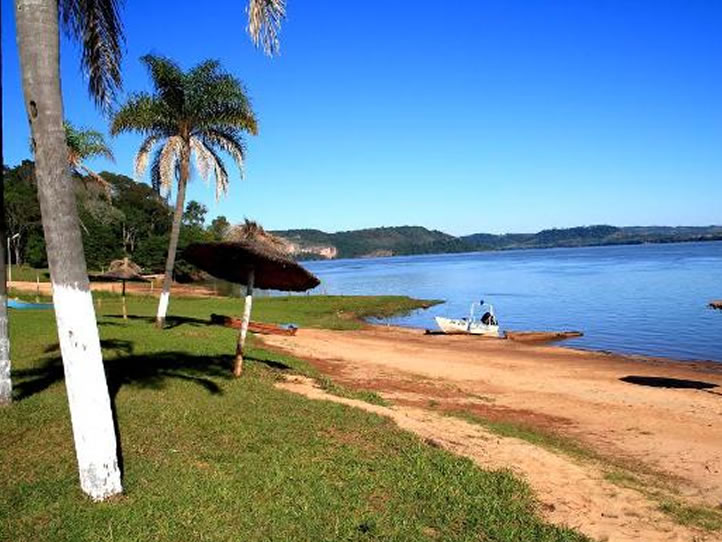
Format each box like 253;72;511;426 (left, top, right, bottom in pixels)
210;313;298;335
504;330;583;343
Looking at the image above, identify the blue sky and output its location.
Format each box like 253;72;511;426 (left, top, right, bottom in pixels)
3;0;721;235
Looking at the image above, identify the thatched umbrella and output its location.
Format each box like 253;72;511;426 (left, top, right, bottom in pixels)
92;257;148;320
183;221;320;377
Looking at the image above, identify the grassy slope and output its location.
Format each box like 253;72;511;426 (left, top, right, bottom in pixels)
1;295;586;542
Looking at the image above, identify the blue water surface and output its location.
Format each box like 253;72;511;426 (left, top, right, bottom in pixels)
304;242;722;362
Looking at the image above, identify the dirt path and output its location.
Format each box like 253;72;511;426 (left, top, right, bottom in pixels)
9;280;218;298
262;327;722;541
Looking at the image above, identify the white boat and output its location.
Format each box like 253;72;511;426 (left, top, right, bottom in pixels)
434;301;500;337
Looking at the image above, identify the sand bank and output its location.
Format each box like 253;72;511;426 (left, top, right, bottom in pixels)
262;326;722;541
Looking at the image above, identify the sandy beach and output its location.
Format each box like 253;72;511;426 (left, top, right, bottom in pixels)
262;326;722;541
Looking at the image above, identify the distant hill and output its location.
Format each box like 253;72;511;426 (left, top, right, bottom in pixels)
272;225;722;260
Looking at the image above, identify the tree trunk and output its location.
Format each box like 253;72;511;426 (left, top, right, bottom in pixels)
233;269;255;377
0;3;10;406
14;0;122;500
121;281;127;320
155;146;189;328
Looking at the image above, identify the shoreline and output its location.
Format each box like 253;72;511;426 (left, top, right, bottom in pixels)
372;321;722;373
301;238;722;263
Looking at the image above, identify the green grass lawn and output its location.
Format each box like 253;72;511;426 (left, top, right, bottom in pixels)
7;264;51;282
0;294;587;542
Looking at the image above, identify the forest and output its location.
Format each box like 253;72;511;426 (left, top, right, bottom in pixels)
4;160;229;279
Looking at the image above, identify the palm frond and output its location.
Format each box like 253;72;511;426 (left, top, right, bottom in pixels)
158;136;184;195
59;0;125;109
134;135;161;180
140;54;186;112
191;140;229;201
149;146;163;194
198;128;246;177
186;64;258;134
247;0;286;56
189;137;213;185
65;122;115;161
110;93;171;136
62;121;114;199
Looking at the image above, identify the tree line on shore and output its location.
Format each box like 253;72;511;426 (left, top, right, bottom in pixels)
4;160;229;279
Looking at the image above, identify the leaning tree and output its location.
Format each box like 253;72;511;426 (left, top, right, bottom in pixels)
11;0;286;499
14;0;125;500
112;55;258;328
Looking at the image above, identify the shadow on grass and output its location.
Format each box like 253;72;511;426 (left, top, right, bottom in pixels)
14;340;233;402
620;375;721;396
244;355;293;372
13;340;246;477
103;314;213;329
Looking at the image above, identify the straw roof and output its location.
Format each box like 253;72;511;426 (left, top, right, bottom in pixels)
224;219;292;249
92;257;148;282
183;221;319;292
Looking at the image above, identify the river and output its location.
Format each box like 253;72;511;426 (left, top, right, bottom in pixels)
303;241;722;362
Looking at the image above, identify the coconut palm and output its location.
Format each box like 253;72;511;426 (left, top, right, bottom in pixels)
111;55;258;328
13;0;124;500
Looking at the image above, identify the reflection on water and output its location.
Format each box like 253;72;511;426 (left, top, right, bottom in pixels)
303;242;722;363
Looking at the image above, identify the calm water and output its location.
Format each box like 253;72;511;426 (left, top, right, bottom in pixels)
303;242;722;363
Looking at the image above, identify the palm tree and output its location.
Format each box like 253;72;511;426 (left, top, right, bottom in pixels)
13;0;124;500
11;0;284;497
65;121;115;196
112;55;258;328
0;14;8;406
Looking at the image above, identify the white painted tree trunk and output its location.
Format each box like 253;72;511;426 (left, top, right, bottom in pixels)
0;293;10;406
233;269;255;377
53;285;123;499
14;0;122;499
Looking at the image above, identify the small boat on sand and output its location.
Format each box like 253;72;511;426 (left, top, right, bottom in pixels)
435;301;500;337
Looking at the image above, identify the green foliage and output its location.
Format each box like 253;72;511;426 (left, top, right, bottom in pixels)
209;215;230;240
4;161;45;267
2;161;226;275
183;200;208;228
64;121;114;164
0;295;587;542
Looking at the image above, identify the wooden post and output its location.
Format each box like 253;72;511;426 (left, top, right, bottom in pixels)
36;273;40;303
122;280;127;320
233;269;255;377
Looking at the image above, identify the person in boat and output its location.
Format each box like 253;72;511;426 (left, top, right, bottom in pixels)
477;299;498;326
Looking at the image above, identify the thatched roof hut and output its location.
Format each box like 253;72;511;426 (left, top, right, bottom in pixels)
182;220;320;377
91;257;147;320
96;257;147;282
184;220;319;292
